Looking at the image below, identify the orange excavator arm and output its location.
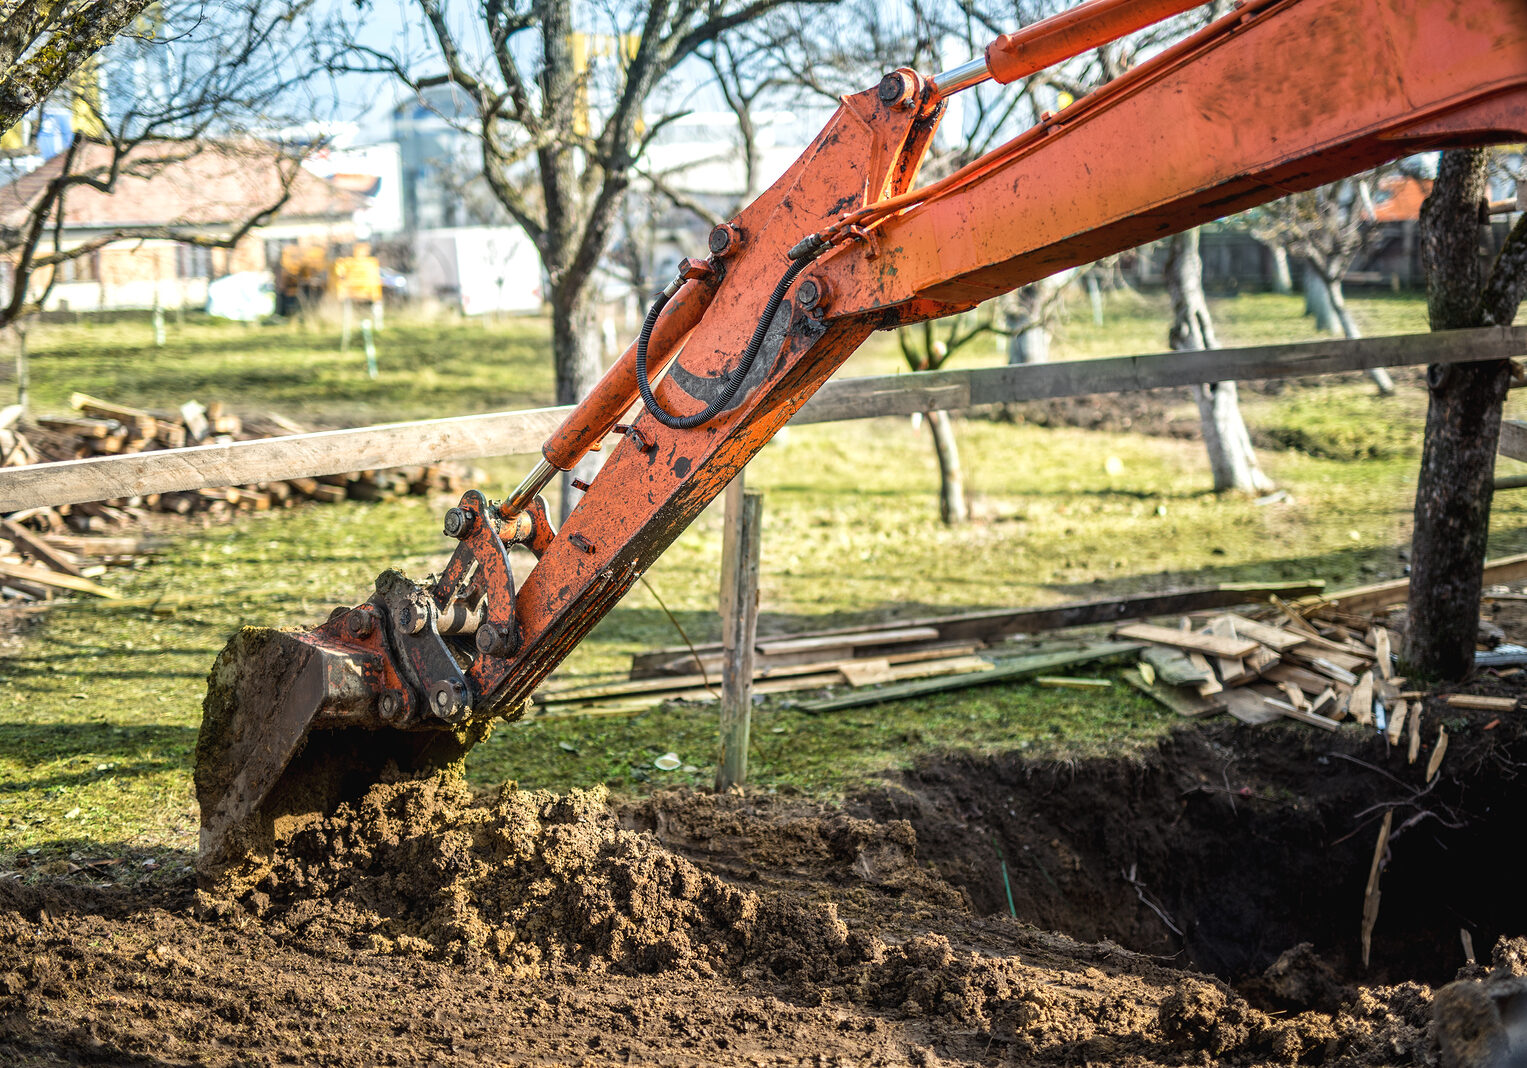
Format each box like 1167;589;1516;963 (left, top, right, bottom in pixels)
197;0;1527;881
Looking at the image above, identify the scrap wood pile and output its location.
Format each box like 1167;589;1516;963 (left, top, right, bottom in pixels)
1115;606;1407;729
0;392;475;604
532;580;1328;717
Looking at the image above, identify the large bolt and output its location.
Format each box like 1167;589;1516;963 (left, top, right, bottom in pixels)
442;507;473;539
396;602;427;635
475;622;516;659
878;71;914;109
708;224;743;258
345;607;376;640
379;692;403;723
428;678;468;722
797;276;827;311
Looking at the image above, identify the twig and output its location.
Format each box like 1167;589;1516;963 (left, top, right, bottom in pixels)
638;575;717;699
1122;863;1183;937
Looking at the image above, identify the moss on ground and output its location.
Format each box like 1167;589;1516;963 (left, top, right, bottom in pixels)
1;292;1522;866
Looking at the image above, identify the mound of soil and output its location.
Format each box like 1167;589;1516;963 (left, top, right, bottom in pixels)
3;714;1526;1065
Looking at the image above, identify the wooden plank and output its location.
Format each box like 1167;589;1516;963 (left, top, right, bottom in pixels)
1372;627;1393;679
756;626;940;656
0;519;81;575
840;659;895;686
1443;694;1518;711
1322;553;1527;615
1122;668;1225;717
1290;644;1369;673
1035;676;1111;689
1407;701;1421;764
1221;687;1283;725
1218;616;1307;651
0;406;571;512
0;560;119;598
9;326;1522;513
798;641;1142;713
1361;811;1393;969
716;483;762;791
1499;419;1527;462
1386;698;1409;746
1262;697;1342;731
1142;645;1212;686
1427;726;1449;782
795;324;1527;423
630;581;1323;676
1114;623;1258;659
1350;672;1374;726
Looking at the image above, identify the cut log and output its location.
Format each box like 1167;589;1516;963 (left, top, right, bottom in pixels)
0;519;81;575
1386;698;1408;746
1407;703;1421;764
1371;627;1393;678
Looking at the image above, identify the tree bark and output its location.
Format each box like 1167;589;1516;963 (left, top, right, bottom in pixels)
927;409;968;525
1006;282;1053;365
1304;265;1337;332
1166;229;1273;494
1326;274;1396;394
1406;148;1527;680
1269;243;1293;294
552;292;607;521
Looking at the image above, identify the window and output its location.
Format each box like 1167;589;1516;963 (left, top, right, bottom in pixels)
176;243;213;279
56;252;98;283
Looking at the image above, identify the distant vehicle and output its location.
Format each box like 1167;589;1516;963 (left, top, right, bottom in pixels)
205;272;276;322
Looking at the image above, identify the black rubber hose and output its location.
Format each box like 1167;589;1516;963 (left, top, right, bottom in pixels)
636;255;813;430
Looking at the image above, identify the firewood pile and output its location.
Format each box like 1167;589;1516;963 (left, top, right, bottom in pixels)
0;392;476;604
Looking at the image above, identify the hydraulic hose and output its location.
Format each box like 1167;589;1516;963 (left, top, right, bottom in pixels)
636;254;815;430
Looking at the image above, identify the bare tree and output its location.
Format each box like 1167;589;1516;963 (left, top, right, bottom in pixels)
0;0;332;324
1405;148;1527;680
340;0;821;519
0;0;162;137
1248;177;1397;394
1165;228;1272;494
896;310;998;524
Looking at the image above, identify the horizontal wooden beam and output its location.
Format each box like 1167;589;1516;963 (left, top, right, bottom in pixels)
1499;419;1527;463
792;323;1526;423
1;324;1520;513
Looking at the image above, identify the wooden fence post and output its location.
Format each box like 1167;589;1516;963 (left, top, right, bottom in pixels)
716;474;762;791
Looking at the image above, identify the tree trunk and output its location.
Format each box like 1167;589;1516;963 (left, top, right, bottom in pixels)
1269;243;1293;294
1166;229;1273;494
1006;283;1051;365
927;409;968;524
1328;275;1395;394
552;292;607;521
1304;265;1337;332
1405;148;1527;680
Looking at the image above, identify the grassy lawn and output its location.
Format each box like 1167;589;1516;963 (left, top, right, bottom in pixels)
1;290;1522;868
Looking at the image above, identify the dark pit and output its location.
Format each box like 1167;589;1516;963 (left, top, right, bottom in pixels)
850;710;1527;1005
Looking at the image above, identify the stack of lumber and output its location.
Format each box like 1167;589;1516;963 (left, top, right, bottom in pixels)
0;392;475;604
1116;605;1400;730
535;581;1324;718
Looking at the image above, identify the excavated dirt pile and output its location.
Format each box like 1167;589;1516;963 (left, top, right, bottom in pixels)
3;715;1526;1065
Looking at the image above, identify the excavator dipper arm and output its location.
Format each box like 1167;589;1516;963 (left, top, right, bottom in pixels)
197;0;1527;884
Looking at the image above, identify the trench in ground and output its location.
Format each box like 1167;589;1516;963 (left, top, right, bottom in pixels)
848;717;1527;1008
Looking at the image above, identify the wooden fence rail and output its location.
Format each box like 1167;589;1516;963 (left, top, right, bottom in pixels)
1;323;1522;513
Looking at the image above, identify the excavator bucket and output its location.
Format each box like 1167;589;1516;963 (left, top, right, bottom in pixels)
195;625;493;892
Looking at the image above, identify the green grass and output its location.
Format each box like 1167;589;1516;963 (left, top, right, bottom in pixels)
2;290;1522;867
18;311;554;425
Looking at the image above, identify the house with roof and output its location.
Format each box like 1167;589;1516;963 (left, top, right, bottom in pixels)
0;139;366;313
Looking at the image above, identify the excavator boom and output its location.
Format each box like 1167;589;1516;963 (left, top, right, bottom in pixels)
197;0;1527;885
